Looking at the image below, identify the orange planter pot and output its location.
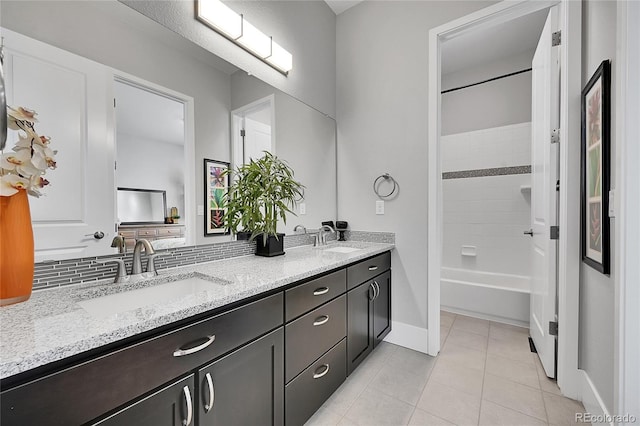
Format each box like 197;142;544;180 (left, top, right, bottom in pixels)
0;190;35;306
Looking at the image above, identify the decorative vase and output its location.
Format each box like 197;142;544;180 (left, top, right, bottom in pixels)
255;233;285;257
0;189;35;306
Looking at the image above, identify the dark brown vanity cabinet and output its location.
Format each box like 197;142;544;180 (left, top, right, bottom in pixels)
347;254;392;375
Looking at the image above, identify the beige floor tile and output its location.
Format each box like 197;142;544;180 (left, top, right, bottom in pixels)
543;393;586;426
479;400;547;426
368;361;431;405
452;315;490;337
429;358;484;398
441;311;456;329
445;328;489;352
482;374;547;421
440;325;450;348
438;341;487;371
488;336;535;365
344;388;415;425
408;408;455;426
322;367;373;416
489;321;529;341
305;406;345;426
417;380;481;425
485;353;540;389
387;346;437;376
533;353;562;395
337;417;358;426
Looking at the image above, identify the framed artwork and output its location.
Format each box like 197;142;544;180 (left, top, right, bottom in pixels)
204;159;230;236
581;60;611;274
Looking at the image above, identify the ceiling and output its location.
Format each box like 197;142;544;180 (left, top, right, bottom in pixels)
115;81;185;146
324;0;364;15
442;8;549;75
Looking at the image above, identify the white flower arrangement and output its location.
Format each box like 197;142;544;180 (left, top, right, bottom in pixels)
0;106;57;197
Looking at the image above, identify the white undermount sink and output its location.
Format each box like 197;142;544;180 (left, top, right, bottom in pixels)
77;276;226;318
323;246;362;254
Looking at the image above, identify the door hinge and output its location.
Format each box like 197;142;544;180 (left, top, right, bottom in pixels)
550;226;559;240
114;161;117;170
552;31;561;46
240;129;246;137
556;180;560;192
113;98;116;108
551;128;560;144
549;321;558;336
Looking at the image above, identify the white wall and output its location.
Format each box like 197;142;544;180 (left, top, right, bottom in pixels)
1;1;233;246
442;124;532;278
116;133;185;217
579;0;616;413
119;0;337;118
336;1;497;341
442;50;534;135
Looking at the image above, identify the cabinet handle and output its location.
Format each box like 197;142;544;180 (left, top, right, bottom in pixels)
182;385;193;426
368;282;376;301
313;315;330;326
373;281;380;300
313;364;330;379
313;287;330;296
204;372;215;413
368;265;378;271
173;335;216;357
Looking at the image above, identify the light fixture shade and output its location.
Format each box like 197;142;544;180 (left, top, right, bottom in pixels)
236;19;272;58
197;0;242;40
266;40;293;73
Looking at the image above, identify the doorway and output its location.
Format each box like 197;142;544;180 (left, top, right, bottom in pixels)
231;94;275;170
427;0;583;399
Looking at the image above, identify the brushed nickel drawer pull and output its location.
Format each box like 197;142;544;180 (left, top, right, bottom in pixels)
313;315;330;326
368;265;378;271
368;282;376;301
182;385;193;426
173;335;216;357
204;372;215;413
313;287;330;296
373;281;380;300
313;364;330;379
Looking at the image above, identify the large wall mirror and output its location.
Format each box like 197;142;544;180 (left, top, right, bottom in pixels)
0;0;337;262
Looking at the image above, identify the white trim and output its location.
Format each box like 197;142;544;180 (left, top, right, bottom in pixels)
384;321;429;354
580;370;613;426
230;94;276;171
112;71;196;247
427;0;582;397
614;0;640;421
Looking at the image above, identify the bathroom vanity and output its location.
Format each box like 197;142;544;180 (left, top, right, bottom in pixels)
0;243;392;426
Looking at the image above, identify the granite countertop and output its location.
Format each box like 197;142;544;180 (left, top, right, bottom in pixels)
0;241;394;380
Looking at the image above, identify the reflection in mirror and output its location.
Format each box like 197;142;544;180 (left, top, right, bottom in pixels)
1;0;336;262
117;188;166;225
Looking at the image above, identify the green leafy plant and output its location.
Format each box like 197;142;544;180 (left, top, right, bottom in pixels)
223;152;304;244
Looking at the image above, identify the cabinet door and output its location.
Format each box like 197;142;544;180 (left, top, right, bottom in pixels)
198;328;284;426
347;280;375;375
93;375;195;426
373;271;392;347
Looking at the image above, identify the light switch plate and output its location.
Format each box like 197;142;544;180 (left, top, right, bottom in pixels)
608;190;615;217
299;203;306;215
376;200;385;215
197;205;204;216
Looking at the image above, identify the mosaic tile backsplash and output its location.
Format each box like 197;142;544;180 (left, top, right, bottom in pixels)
32;230;393;290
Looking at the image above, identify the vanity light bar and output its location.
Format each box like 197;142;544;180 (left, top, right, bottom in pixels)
196;0;293;75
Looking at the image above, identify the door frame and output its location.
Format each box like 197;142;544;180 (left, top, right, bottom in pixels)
427;0;582;398
230;94;276;171
112;71;196;247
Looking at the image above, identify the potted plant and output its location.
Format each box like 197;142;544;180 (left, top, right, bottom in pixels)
224;152;304;257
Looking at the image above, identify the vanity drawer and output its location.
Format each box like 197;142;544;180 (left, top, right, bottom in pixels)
347;252;391;290
157;227;182;237
285;269;346;321
137;229;158;238
285;339;346;426
0;293;284;426
285;294;346;383
118;230;137;239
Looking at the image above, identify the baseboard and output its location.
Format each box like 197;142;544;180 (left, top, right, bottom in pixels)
383;321;429;354
579;370;612;426
441;306;529;329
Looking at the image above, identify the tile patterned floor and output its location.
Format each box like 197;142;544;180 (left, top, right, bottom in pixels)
305;311;586;426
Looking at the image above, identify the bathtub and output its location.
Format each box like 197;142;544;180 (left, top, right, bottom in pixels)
441;267;531;327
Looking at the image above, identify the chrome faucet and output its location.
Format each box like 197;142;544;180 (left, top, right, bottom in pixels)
132;239;155;275
293;224;307;234
111;234;126;254
97;238;160;284
318;225;335;246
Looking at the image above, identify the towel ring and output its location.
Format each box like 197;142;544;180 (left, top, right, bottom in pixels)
373;173;398;199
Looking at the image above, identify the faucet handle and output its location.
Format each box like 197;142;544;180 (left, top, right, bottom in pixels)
96;259;128;283
146;254;162;275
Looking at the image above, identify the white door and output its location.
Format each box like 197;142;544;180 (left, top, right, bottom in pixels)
529;7;560;378
243;117;272;163
3;29;115;261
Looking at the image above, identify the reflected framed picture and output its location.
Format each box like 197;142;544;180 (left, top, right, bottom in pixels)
581;60;611;274
204;159;230;236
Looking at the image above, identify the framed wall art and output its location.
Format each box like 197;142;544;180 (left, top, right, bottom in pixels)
581;59;611;274
204;159;230;236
